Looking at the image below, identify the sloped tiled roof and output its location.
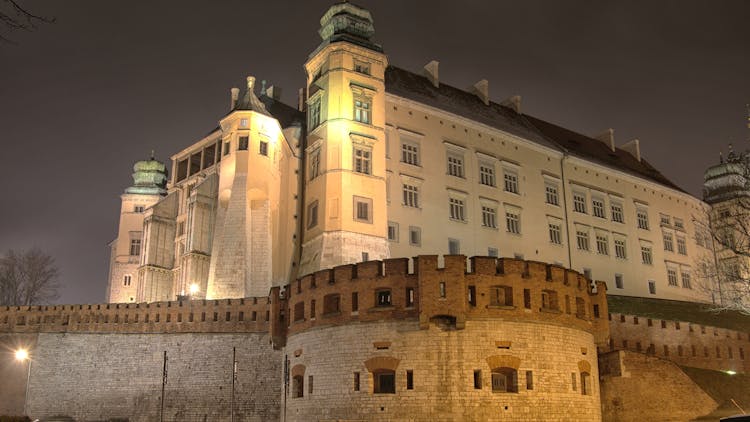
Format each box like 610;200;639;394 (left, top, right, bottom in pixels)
384;65;685;193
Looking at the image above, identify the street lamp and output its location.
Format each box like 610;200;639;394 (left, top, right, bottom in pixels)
15;348;31;417
189;283;199;296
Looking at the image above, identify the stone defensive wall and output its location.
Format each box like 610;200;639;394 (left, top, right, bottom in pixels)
608;310;750;374
276;255;610;422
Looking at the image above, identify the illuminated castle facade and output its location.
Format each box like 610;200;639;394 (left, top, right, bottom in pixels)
107;2;715;307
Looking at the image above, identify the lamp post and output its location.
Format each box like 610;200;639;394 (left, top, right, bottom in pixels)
15;348;31;417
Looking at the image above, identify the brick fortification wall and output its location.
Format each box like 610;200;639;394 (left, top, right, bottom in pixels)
608;312;750;374
278;255;609;422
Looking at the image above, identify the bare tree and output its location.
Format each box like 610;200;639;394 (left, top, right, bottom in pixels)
0;0;55;44
0;248;60;306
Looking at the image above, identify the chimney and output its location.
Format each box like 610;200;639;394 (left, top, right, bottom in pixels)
423;60;439;88
594;128;616;152
266;85;282;101
298;88;305;112
620;139;641;162
230;87;240;110
501;95;522;114
472;79;489;105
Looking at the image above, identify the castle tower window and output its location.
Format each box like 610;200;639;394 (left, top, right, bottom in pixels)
238;136;249;151
448;239;460;255
387;221;399;242
354;372;360;391
592;197;605;218
505;211;521;234
596;234;609;255
663;232;674;252
541;290;559;311
309;148;321;180
523;289;531;309
129;238;142;256
648;280;656;295
637;208;650;230
503;170;519;194
491;367;518;393
176;158;188;182
576;230;590;251
203;143;216;167
473;370;482;389
641;246;653;265
525;371;533;390
223;141;230;156
480;162;496;187
549;223;562;245
490;286;513;307
573;192;587;213
405;287;415;307
259;140;268;156
307;201;319;229
308;375;314;394
676;236;687;255
403;184;419;208
352;292;359;312
189;152;202;175
449;198;465;221
580;372;591;395
353;146;372;174
373;369;396;394
293;302;305;322
571;373;577;391
376;290;392;307
667;268;678;287
123;275;132;286
447;153;464;178
439;282;446;298
401;141;420;166
353;196;372;223
406;370;414;390
611;202;624;223
615;274;624;289
409;226;421;246
681;271;692;289
323;294;341;315
310;300;316;319
134;205;144;213
614;238;627;259
575;297;586;318
309;99;321;130
354;97;371;124
482;206;497;229
545;182;559;206
292;375;304;398
354;60;370;75
468;285;477;306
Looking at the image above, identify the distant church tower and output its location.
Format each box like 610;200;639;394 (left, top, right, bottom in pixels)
299;2;390;274
106;154;167;303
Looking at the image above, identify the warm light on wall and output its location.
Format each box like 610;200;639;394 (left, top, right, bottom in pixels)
15;348;29;362
189;283;200;295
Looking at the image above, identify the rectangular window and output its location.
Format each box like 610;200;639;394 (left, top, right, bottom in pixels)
129;239;141;256
592;198;605;218
401;142;420;166
663;232;674;252
403;184;419;208
674;218;684;230
596;235;609;255
611;202;624;223
354;98;371;124
615;274;624;289
526;371;533;390
448;239;460;255
503;170;519;194
353;196;372;223
409;226;421;246
123;275;132;286
660;214;671;226
676;236;687;255
614;238;627;259
309;375;314;395
648;280;656;295
353;146;371;175
354;61;370;75
259;140;268;156
351;292;359;312
573;192;587;213
482;206;497;228
637;209;649;230
376;290;392;307
549;224;562;245
490;286;513;306
239;118;248;128
545;183;559;206
523;289;531;309
309;99;321;129
473;370;482;389
447;154;464;178
572;373;577;391
309;148;321;180
134;205;145;213
479;163;495;186
488;247;498;257
667;269;678;286
387;221;399;242
406;287;415;307
681;271;692;289
468;285;477;306
354;372;361;391
506;211;521;234
223;141;231;156
641;246;653;265
449;198;466;221
406;370;414;390
238;136;249;151
576;230;590;251
307;201;319;229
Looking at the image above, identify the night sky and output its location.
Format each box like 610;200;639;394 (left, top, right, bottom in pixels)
1;0;748;304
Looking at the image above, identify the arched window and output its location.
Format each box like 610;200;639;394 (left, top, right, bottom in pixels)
373;369;396;394
491;367;518;393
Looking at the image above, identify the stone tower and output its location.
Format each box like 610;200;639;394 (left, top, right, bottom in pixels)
106;154;167;303
299;2;390;275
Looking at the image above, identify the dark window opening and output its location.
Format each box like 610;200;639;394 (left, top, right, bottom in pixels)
525;371;533;390
376;290;392;307
490;285;513;306
176;159;188;182
523;289;531;309
189;152;202;176
203;143;216;168
238;136;249;151
406;287;415;307
468;285;476;307
259;140;269;156
323;294;341;315
373;370;396;394
491;367;518;393
292;375;304;398
473;370;482;389
354;372;360;391
406;370;414;390
580;372;591;395
352;292;359;312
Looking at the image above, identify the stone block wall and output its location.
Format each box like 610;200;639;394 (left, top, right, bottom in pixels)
608;311;750;373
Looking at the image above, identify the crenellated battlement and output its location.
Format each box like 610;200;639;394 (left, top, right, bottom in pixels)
0;297;272;334
271;255;609;348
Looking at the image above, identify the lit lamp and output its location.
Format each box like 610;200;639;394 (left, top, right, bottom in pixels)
189;283;199;296
15;348;31;417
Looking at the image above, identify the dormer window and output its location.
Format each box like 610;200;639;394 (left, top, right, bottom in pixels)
239;118;248;128
354;60;371;75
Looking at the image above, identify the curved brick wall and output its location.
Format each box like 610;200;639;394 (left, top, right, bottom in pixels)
284;320;601;422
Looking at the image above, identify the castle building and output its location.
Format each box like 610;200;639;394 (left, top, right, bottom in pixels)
107;2;713;306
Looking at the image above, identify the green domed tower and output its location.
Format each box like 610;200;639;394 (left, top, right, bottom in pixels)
125;153;168;196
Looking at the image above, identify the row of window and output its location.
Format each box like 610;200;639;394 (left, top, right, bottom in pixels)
292;368;592;396
308;94;372;131
616;339;745;360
